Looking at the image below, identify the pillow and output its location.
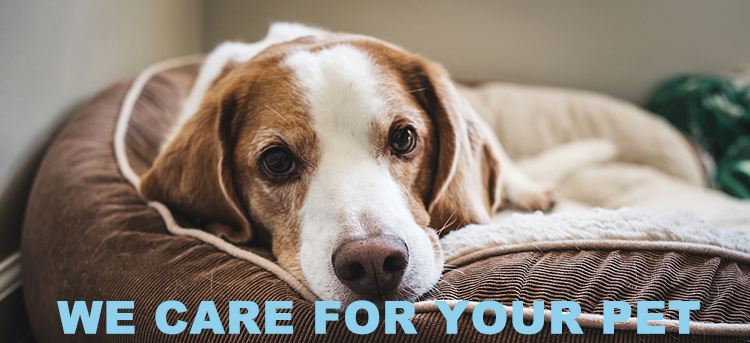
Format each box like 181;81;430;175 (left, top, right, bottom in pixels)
457;83;706;186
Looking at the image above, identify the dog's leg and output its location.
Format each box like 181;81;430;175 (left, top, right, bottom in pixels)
518;139;619;185
496;143;557;212
502;139;619;212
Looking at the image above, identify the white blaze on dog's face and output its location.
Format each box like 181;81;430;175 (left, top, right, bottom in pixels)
140;34;503;306
284;46;443;304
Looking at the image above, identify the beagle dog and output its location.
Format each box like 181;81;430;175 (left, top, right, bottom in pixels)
140;23;554;306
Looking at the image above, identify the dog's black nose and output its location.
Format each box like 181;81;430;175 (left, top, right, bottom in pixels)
332;234;408;298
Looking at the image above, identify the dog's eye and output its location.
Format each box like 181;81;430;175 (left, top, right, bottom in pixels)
389;126;417;154
262;147;296;176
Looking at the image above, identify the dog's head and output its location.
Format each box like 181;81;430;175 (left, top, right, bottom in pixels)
140;33;503;306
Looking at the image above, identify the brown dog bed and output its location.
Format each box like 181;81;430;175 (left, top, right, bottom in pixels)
21;58;750;341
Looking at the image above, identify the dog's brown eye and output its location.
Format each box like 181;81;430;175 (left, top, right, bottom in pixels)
262;147;296;176
389;126;417;154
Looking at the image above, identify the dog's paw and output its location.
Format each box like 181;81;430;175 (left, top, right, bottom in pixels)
512;187;556;212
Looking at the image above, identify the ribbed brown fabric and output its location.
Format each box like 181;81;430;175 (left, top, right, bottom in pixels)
22;62;750;342
429;250;750;324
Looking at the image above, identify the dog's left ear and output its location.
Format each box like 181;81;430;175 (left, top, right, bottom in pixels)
402;58;503;235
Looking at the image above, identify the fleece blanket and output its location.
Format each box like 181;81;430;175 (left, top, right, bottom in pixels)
442;207;750;263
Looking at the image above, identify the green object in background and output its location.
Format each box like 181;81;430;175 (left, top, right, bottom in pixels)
646;74;750;199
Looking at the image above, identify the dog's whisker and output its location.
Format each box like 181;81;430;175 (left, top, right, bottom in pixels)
439;278;460;295
395;287;420;302
443;267;466;276
436;208;460;235
405;87;426;94
422;277;454;301
430;285;448;300
264;104;291;124
456;218;466;230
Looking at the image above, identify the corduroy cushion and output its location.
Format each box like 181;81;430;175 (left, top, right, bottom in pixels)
22;61;750;342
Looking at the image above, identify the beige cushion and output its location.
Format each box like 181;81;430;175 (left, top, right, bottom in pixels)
458;82;705;186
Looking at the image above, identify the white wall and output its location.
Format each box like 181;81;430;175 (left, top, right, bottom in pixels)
0;0;202;187
203;0;750;105
2;1;750;186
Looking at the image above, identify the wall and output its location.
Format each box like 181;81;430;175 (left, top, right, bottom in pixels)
3;0;750;190
0;0;202;188
203;0;750;105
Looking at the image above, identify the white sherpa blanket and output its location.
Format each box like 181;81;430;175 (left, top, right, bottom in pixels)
441;207;750;263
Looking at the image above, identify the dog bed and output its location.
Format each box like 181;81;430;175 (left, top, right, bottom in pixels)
21;57;750;341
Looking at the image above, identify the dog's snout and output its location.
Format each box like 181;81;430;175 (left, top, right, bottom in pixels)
332;235;408;298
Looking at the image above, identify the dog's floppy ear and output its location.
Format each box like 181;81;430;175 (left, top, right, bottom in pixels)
403;58;503;235
139;88;253;243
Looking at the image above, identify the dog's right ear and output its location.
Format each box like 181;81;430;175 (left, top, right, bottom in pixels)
400;57;504;235
139;87;253;243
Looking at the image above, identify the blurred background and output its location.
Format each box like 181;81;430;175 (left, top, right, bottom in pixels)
2;0;750;188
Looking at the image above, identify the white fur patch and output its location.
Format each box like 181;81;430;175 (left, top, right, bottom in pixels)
285;45;443;303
